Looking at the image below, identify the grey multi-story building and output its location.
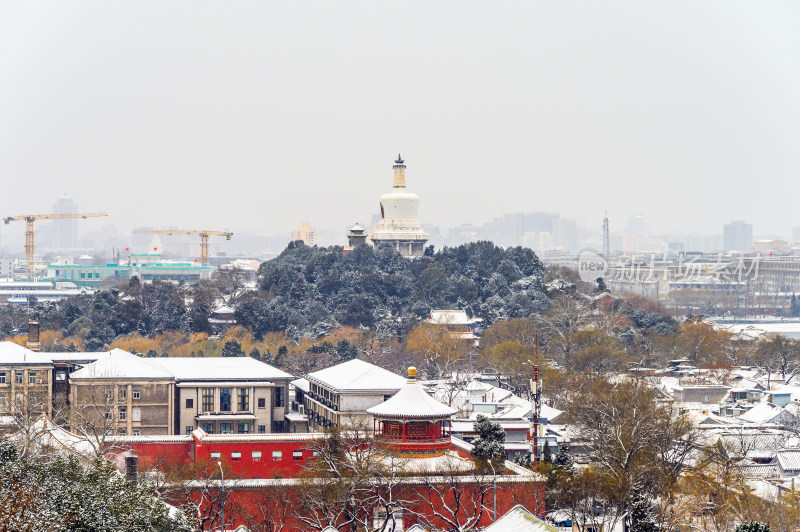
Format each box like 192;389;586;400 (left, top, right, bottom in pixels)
723;220;753;253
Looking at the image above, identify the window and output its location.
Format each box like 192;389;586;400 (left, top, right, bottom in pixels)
15;393;23;407
202;423;214;434
186;426;193;435
272;421;284;433
272;451;282;461
132;407;141;421
55;371;66;382
238;388;249;411
0;394;6;408
257;397;266;408
220;388;232;411
119;387;127;400
28;371;37;384
0;372;5;384
237;422;249;434
258;425;266;434
119;407;127;420
202;388;214;412
15;371;23;384
274;387;284;408
132;429;140;436
252;451;261;461
105;389;114;401
220;423;232;434
210;452;220;459
231;452;241;462
293;451;303;461
132;389;141;400
185;398;194;409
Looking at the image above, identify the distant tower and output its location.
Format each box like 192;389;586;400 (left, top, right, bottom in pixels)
347;223;368;248
53;194;78;250
602;212;610;258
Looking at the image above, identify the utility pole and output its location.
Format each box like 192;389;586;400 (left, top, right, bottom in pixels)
530;364;541;467
217;461;225;532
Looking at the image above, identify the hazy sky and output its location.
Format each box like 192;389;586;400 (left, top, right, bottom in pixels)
2;2;799;244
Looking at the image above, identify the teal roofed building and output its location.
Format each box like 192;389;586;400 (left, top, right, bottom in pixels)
47;261;211;287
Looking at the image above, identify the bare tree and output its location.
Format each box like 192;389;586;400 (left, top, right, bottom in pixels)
68;373;130;457
409;457;494;532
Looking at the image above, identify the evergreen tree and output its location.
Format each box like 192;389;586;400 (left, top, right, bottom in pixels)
470;415;505;471
736;523;771;532
552;442;573;470
542;440;552;463
221;339;245;357
596;276;608;293
0;440;194;531
629;490;658;532
249;348;261;360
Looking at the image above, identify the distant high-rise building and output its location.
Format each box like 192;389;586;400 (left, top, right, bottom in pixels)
551;218;577;252
292;222;317;246
723;220;753;253
792;226;800;244
53;194;78;250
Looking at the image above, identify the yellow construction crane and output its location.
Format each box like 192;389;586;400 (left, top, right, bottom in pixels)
132;229;233;266
3;212;109;277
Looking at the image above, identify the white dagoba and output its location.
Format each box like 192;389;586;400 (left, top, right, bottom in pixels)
368;155;429;257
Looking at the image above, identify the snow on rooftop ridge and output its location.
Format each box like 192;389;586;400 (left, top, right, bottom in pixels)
0;341;55;365
483;504;558;532
153;356;293;381
69;349;174;380
307;359;406;392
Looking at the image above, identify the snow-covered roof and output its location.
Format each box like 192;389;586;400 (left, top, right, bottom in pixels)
367;368;457;419
69;349;293;381
428;309;478;325
0;341;54;366
291;377;310;393
154;356;293;381
12;415;97;458
776;450;800;472
307;359;406;393
739;403;787;424
69;349;174;380
482;504;557;532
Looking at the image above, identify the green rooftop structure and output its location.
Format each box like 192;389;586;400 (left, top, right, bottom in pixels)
47;262;211;287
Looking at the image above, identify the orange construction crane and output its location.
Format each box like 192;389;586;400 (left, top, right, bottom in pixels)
132;229;233;266
3;212;108;277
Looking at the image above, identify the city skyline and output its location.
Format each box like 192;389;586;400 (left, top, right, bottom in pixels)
2;2;800;241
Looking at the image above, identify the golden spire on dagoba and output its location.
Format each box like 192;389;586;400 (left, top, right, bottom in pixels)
392;153;406;189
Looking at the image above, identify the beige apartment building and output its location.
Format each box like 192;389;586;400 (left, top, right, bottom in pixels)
68;349;294;436
291;222;317;246
0;342;53;424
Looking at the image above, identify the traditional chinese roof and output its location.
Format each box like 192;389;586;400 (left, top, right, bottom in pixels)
367;367;457;419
